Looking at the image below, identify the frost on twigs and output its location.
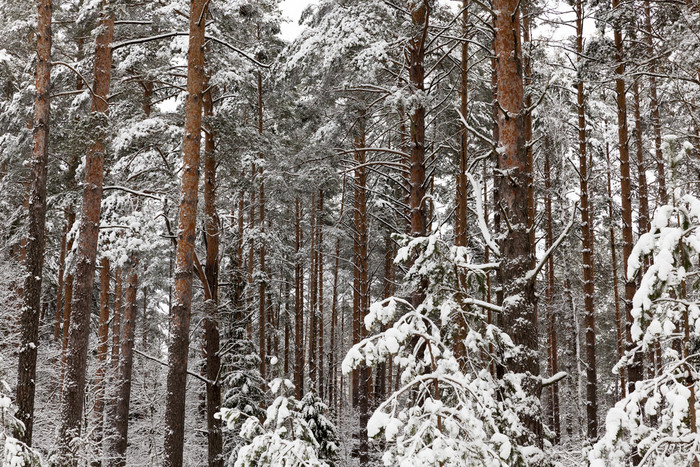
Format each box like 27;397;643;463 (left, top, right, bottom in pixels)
1;358;41;466
343;234;545;466
220;378;338;467
591;193;700;466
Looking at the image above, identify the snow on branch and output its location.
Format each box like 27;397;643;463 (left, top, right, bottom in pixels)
526;201;577;283
467;174;500;256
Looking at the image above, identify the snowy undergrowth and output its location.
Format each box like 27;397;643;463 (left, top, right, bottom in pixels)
590;191;700;466
344;234;546;466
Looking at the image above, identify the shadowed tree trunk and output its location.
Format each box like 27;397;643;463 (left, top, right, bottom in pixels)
54;222;67;342
15;0;52;445
611;0;643;394
493;0;542;445
57;5;114;463
202;77;223;467
543;141;560;443
108;267;138;467
576;0;598;439
163;1;207;465
91;257;111;465
294;198;305;399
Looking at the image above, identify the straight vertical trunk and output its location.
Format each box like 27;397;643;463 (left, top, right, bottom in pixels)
309;192;317;391
60;273;74;393
15;0;52;445
57;7;114;463
202;80;223;467
108;267;137;467
353;128;370;464
633;81;651;236
294;199;305;399
329;238;340;408
543;141;560;443
643;0;667;205
91;257;111;465
257;69;267;380
576;0;598;439
54;222;67;342
454;0;469;367
606;141;626;396
611;0;643;392
318;191;325;399
163;1;207;465
493;0;541;444
110;268;122;373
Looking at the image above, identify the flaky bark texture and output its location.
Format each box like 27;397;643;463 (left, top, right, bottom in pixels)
57;7;113;464
163;1;207;465
493;0;541;444
110;267;122;373
202;82;223;467
576;0;598;439
15;0;52;445
108;268;137;467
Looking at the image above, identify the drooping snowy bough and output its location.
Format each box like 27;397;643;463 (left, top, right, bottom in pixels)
343;234;546;466
589;193;700;466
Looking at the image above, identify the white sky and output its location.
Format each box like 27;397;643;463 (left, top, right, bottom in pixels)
279;0;319;41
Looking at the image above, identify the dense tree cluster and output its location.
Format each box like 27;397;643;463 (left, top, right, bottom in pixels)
0;0;699;465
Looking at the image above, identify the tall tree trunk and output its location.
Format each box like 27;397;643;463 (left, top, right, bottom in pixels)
353;128;370;464
294;198;305;399
309;192;317;391
163;1;207;465
606;141;626;396
60;273;74;395
454;0;469;366
57;7;114;463
611;0;643;393
108;267;138;467
15;0;52;445
92;257;111;466
576;0;598;439
110;268;122;373
329;238;340;409
493;0;541;444
633;81;651;236
54;222;67;342
202;79;223;467
318;191;325;399
543;140;560;443
643;0;667;205
257;69;267;380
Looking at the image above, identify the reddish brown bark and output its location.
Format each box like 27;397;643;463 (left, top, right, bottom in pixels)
110;268;122;373
57;6;114;462
493;0;541;444
108;267;137;467
60;273;73;393
15;0;52;445
576;0;598;439
202;80;223;467
611;0;643;392
54;222;67;342
91;257;111;465
606;141;626;396
643;0;667;205
163;1;207;465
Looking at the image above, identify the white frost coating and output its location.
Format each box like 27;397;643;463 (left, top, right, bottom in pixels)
467;174;500;257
